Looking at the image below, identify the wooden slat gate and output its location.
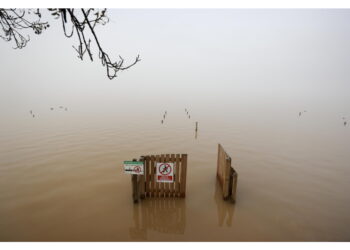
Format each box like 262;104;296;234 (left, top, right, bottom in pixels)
132;154;187;202
217;144;238;202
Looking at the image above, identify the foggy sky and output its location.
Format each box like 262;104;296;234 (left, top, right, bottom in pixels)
1;9;350;117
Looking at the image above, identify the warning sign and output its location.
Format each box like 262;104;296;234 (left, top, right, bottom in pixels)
156;162;174;183
124;161;144;175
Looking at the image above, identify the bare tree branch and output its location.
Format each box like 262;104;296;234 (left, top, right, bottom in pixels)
0;8;49;49
0;8;140;80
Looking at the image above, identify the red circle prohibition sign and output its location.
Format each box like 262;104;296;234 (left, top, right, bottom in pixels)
158;163;172;176
134;166;141;173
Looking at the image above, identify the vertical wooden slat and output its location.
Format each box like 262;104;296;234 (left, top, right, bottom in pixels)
154;156;158;197
170;154;175;197
180;154;187;197
163;154;168;197
165;154;170;197
156;154;160;198
155;155;161;197
161;154;166;198
150;155;155;198
143;156;148;196
145;156;150;197
218;144;225;187
148;156;152;197
175;154;180;197
160;154;165;197
217;144;221;181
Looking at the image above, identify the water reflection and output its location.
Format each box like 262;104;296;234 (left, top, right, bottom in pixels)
214;180;235;227
129;198;186;240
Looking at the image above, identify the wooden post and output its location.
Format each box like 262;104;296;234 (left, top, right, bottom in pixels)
231;170;238;203
139;156;145;199
223;156;231;199
131;158;140;203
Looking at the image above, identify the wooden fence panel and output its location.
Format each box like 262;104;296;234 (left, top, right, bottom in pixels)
217;144;238;202
132;153;187;200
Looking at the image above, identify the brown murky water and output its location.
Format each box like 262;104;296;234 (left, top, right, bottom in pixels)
1;95;350;241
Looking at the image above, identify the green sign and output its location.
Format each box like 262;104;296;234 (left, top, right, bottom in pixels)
123;161;144;175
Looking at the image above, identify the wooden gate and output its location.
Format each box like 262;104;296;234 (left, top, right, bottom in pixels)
217;144;238;202
132;154;187;202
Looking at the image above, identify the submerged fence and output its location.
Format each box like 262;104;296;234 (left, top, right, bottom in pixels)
217;144;238;202
129;145;237;203
132;154;187;202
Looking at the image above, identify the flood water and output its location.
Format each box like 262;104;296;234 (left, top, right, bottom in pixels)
1;9;350;241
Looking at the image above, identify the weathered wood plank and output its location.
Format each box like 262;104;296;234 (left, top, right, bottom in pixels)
175;154;181;197
217;144;221;182
155;155;160;197
145;156;151;197
150;155;155;198
180;154;187;197
164;154;171;197
216;144;238;202
170;154;175;197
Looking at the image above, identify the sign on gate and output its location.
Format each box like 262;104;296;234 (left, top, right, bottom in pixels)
124;161;144;175
156;162;174;183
